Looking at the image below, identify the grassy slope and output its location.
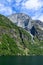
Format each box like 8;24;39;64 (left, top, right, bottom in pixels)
0;14;43;56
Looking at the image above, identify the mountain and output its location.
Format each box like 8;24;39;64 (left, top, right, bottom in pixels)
8;13;32;30
8;13;43;40
0;14;43;56
31;20;43;40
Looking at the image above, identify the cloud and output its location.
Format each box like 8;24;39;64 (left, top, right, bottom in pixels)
32;14;43;22
15;0;22;3
0;0;43;22
20;0;43;22
38;15;43;22
32;10;43;22
7;0;12;2
0;3;16;15
22;0;43;10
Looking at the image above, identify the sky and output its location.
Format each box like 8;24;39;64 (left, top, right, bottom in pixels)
0;0;43;22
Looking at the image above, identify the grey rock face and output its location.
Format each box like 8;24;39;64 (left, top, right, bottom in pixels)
8;13;32;30
31;20;43;40
8;13;43;40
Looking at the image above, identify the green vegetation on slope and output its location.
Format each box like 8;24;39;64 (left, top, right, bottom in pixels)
0;14;43;56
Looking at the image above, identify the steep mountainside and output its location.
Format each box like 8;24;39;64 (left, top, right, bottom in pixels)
0;14;43;56
8;13;43;40
31;20;43;40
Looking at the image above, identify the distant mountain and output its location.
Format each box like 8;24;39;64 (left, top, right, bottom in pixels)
8;13;43;40
0;14;43;56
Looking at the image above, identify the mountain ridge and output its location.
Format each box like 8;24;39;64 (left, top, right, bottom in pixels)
8;13;43;40
0;14;43;56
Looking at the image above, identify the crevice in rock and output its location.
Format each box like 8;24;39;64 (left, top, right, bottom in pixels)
18;28;26;48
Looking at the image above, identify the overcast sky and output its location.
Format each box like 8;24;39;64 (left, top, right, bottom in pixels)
0;0;43;22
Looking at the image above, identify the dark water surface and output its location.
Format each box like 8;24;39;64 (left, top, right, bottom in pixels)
0;56;43;65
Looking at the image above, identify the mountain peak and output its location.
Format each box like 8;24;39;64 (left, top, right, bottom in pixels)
8;13;43;40
8;13;32;30
0;14;43;55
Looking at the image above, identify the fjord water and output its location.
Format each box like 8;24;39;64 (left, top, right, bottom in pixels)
0;56;43;65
